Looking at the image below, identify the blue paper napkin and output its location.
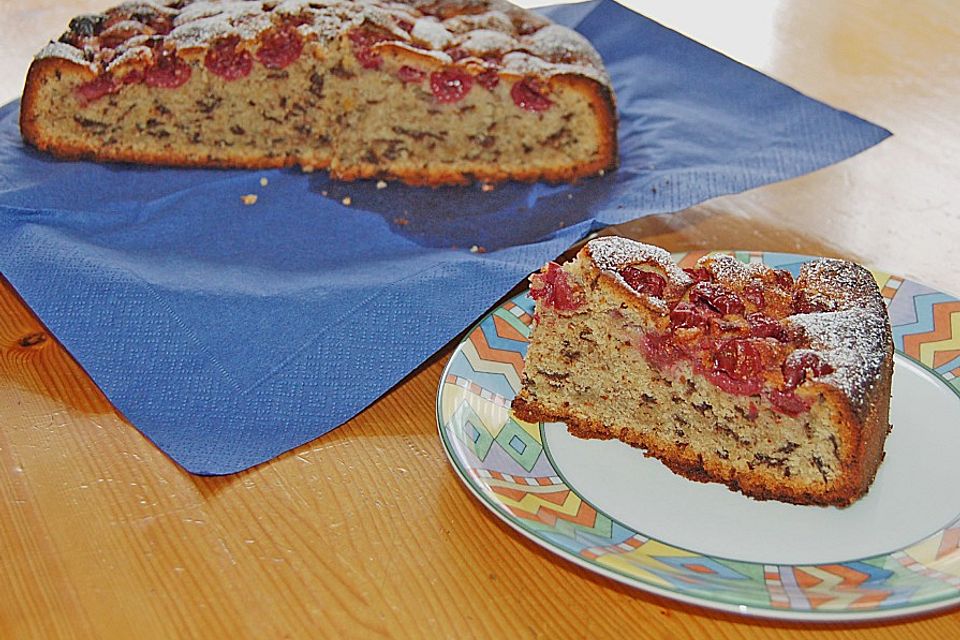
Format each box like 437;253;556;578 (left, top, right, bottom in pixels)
0;0;889;474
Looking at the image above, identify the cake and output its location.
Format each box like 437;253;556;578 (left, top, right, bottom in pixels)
512;237;894;507
19;0;618;186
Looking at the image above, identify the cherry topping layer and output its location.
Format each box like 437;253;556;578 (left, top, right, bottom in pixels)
511;78;553;112
144;50;191;88
743;282;765;308
689;282;745;316
713;339;763;381
747;312;786;340
782;352;834;389
670;301;715;330
530;262;583;312
619;267;665;297
256;26;303;70
766;389;810;416
603;258;835;415
684;267;712;283
205;37;253;80
430;69;474;103
76;74;118;102
349;29;390;70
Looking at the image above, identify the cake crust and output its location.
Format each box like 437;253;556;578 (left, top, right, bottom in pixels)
20;0;618;186
513;237;894;507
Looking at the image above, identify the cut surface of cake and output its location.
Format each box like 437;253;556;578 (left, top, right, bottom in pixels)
20;0;618;186
512;237;894;507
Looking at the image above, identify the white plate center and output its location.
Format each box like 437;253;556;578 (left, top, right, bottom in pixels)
544;355;960;565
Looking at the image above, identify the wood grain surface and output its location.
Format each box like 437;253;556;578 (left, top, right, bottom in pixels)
1;1;959;638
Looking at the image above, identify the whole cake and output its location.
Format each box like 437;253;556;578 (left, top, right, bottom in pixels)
19;0;618;186
512;237;894;507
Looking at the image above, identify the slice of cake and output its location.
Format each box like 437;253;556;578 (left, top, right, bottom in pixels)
512;237;894;507
20;0;617;186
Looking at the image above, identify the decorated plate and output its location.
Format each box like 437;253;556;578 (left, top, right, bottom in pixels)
436;250;960;621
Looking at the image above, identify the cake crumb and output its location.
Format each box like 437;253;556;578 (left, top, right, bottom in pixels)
341;196;352;206
241;194;258;205
259;177;269;187
480;183;495;192
301;165;315;173
469;245;486;254
376;180;388;190
393;216;409;226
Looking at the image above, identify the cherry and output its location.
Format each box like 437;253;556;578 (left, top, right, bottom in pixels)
256;26;303;70
767;389;810;416
641;333;684;370
529;262;582;312
204;37;253;80
476;69;499;91
689;282;745;316
619;267;666;297
144;50;191;88
430;69;474;103
683;267;712;283
747;313;786;340
782;352;834;389
773;269;795;290
713;339;763;381
511;78;552;112
75;75;118;102
670;301;714;330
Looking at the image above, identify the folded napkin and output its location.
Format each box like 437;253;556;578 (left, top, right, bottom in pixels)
0;0;889;474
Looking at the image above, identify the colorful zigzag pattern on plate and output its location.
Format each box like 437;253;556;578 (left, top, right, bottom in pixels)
438;251;960;617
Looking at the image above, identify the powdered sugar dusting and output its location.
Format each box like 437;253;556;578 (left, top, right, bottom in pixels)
40;0;612;92
36;41;96;70
700;253;769;288
786;310;890;413
586;236;692;286
584;239;893;413
457;29;518;55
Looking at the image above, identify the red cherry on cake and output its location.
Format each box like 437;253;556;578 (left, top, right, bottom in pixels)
773;269;795;290
145;50;191;88
782;352;834;389
511;78;552;112
619;267;666;297
530;262;582;311
75;74;118;102
767;389;811;416
747;312;786;340
683;267;712;283
476;69;500;91
689;282;745;316
713;339;763;381
256;26;303;70
349;29;390;70
430;69;474;103
670;301;714;330
205;37;253;80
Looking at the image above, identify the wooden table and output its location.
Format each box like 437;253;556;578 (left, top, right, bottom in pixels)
2;1;958;637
